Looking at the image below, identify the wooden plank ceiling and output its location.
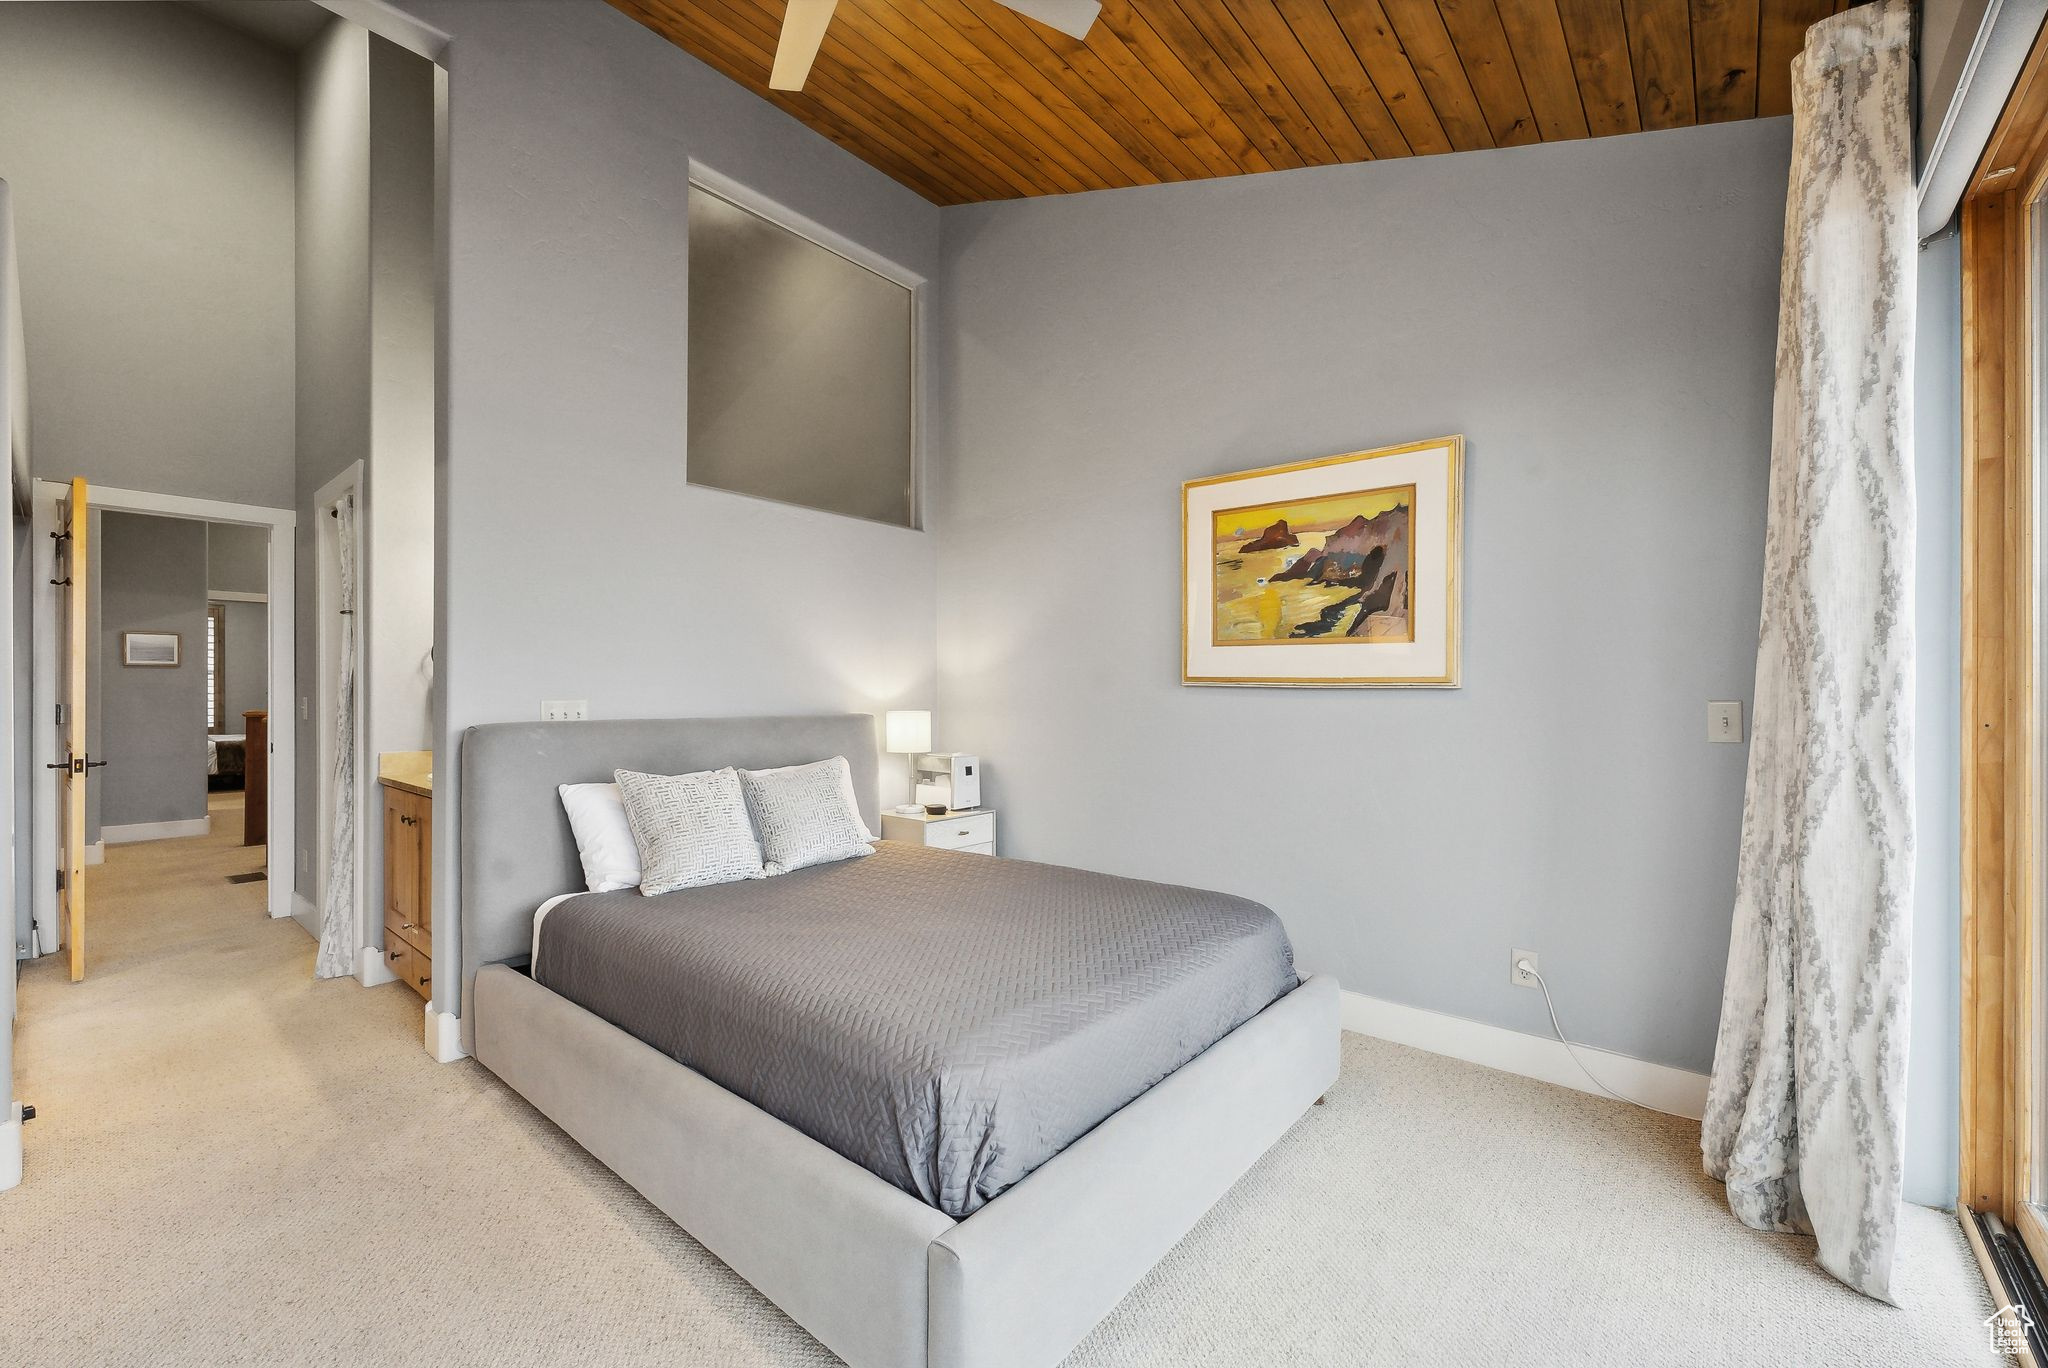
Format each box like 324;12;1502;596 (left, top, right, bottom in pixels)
609;0;1853;205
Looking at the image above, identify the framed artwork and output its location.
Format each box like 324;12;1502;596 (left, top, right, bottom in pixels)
1183;436;1463;687
122;631;180;668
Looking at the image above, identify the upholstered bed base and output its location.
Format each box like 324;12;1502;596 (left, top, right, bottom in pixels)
473;964;1340;1368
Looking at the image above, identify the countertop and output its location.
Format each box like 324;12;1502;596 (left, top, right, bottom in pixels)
377;750;433;798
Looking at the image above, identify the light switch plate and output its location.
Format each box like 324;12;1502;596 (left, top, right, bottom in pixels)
1708;700;1744;744
541;699;588;722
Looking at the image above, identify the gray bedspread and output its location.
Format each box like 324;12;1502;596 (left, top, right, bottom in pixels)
532;841;1298;1218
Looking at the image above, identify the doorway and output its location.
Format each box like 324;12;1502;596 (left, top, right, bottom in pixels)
26;482;296;971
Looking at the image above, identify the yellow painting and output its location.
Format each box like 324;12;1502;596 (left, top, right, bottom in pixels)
1183;435;1463;688
1212;484;1415;645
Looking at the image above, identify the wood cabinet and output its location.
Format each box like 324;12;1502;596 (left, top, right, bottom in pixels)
381;780;433;1000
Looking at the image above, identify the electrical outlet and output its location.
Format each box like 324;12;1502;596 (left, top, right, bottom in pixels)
1511;949;1540;989
1708;700;1744;744
299;850;309;876
299;696;309;722
540;699;588;722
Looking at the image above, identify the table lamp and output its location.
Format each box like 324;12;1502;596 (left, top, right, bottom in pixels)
884;710;931;815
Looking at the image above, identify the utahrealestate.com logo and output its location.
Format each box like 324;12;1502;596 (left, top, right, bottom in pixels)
1985;1303;2035;1354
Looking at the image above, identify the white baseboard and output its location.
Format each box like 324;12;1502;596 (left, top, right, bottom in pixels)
1339;989;1710;1119
1;1104;21;1192
102;817;210;845
358;943;396;987
83;842;103;867
424;1003;468;1064
290;892;318;930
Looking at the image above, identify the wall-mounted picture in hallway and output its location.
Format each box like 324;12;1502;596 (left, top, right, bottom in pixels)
121;631;180;668
1183;436;1462;688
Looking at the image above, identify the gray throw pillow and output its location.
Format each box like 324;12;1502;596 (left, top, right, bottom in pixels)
614;766;766;895
739;756;875;876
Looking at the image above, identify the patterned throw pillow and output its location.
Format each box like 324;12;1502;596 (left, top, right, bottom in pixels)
739;756;876;876
614;766;766;895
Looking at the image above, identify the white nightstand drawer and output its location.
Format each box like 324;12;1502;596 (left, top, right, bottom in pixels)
882;809;996;854
924;812;994;850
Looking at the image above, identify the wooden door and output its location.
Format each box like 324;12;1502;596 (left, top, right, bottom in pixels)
59;478;89;982
385;790;419;930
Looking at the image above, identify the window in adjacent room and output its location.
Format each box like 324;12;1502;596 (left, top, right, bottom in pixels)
205;602;227;733
686;181;917;528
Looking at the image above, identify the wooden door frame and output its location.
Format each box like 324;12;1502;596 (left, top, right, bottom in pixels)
1961;22;2048;1225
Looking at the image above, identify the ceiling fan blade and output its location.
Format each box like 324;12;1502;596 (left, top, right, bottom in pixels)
1000;0;1099;40
769;0;839;91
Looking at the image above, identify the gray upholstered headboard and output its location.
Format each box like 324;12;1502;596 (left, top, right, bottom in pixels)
459;714;880;1010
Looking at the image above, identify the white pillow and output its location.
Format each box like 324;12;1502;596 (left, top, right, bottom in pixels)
615;766;766;895
745;757;878;840
739;756;875;876
557;782;641;893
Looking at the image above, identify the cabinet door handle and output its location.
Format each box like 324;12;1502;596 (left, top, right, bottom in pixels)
418;975;430;986
387;948;401;962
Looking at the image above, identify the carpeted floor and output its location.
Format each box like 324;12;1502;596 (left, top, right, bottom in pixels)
5;795;1998;1365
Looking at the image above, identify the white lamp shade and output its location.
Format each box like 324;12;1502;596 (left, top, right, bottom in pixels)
884;710;931;755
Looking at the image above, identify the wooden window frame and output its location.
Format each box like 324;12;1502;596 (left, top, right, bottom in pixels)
1962;22;2048;1231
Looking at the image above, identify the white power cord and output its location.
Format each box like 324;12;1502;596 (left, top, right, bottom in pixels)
1517;958;1661;1113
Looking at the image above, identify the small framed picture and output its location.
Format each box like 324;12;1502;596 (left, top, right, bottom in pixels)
122;632;180;667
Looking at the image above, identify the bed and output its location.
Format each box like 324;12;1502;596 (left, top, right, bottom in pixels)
461;715;1339;1368
206;732;245;790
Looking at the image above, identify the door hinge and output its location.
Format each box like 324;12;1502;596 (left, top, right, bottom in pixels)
54;703;64;726
55;870;65;892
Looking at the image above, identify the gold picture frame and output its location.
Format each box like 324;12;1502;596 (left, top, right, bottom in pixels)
1182;436;1463;687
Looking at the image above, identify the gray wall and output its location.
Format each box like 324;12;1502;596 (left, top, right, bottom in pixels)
391;0;944;1018
1911;235;1963;1209
934;122;1781;1105
207;523;269;597
364;34;437;783
220;599;268;729
294;16;372;912
98;513;207;828
0;2;296;507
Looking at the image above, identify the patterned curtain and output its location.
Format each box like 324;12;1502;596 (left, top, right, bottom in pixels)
314;492;359;980
1701;0;1915;1304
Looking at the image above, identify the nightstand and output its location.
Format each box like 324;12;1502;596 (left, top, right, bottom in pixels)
881;808;996;856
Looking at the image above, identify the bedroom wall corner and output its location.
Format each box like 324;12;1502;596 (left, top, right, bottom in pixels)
930;117;1786;1129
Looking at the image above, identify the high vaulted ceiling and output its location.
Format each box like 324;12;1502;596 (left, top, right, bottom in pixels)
610;0;1850;205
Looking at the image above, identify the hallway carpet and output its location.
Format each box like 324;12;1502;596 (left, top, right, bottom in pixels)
6;801;1997;1365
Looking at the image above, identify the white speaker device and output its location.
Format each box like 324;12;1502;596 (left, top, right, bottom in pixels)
914;753;980;812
